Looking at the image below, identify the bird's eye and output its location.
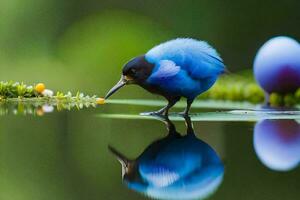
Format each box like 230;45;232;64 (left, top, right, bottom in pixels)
130;68;137;74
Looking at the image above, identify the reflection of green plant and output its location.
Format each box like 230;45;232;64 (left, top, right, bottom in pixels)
0;92;99;116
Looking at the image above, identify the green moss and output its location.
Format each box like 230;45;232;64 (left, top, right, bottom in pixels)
269;93;283;107
295;88;300;101
198;74;300;107
284;93;297;107
243;84;264;103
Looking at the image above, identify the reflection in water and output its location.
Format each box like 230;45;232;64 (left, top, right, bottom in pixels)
0;102;53;116
109;116;224;200
254;119;300;171
0;99;97;116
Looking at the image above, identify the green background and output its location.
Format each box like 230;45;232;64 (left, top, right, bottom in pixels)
1;0;300;98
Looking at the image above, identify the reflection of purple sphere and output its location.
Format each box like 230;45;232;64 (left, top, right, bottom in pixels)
254;120;300;171
254;36;300;94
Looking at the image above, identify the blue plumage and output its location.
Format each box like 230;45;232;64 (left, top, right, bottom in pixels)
145;38;225;99
105;38;226;115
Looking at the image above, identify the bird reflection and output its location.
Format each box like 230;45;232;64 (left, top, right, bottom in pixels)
254;119;300;171
109;116;224;200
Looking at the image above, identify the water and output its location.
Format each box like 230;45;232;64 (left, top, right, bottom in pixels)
0;102;299;200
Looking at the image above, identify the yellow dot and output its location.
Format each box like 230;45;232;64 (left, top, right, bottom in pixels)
36;108;44;116
96;98;105;105
35;83;46;93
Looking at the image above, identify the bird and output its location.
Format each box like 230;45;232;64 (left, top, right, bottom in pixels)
108;115;224;200
105;38;226;116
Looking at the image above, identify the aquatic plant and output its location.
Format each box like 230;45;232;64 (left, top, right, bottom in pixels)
0;81;99;115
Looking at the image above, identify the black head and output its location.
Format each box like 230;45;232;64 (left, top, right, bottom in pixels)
108;145;143;183
122;55;154;83
105;55;154;99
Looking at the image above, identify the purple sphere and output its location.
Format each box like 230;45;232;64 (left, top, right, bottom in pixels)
254;120;300;171
254;36;300;94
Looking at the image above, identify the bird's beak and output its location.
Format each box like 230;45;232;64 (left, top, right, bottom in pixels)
108;145;132;177
105;75;130;99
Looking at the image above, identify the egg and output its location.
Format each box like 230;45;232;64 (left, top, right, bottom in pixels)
254;36;300;94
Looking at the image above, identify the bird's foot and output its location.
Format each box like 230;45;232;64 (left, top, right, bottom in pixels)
140;110;166;116
140;111;172;125
140;106;170;117
178;111;189;117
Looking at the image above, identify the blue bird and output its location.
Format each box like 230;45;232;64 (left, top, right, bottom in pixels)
105;38;226;116
108;116;224;200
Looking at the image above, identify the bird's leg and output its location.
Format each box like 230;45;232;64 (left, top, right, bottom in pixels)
155;104;169;115
141;97;180;116
163;98;178;116
158;115;176;133
140;105;166;116
184;115;194;135
151;114;180;137
179;99;194;116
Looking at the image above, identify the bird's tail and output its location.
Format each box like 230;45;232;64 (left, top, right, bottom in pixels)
220;68;253;81
221;67;231;76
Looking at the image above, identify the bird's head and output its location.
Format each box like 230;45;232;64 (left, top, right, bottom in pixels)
105;55;154;99
108;145;140;181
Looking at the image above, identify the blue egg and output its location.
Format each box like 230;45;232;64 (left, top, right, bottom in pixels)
254;36;300;94
254;120;300;171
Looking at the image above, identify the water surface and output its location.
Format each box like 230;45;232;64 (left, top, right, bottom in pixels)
0;102;299;200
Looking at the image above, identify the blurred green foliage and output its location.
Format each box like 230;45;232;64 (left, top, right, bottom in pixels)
1;0;300;97
202;75;300;107
0;4;170;96
57;10;170;95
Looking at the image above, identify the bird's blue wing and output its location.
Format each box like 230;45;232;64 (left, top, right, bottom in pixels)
146;38;225;81
147;60;181;82
186;51;225;79
139;164;180;187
